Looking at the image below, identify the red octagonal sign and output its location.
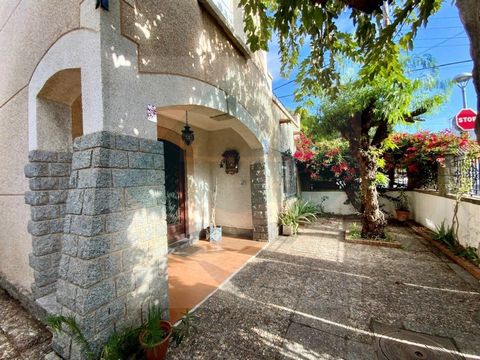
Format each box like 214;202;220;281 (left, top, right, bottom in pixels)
456;108;477;131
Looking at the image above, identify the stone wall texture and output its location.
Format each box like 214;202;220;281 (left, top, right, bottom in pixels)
52;131;169;359
250;162;269;241
25;150;72;299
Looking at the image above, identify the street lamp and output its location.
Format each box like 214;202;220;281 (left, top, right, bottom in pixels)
454;72;473;108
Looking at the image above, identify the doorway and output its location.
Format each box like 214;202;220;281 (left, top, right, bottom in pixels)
163;140;187;244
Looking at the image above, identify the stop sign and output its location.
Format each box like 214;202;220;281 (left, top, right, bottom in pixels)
455;108;477;131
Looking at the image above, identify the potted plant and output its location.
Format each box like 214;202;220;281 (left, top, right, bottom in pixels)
279;211;295;236
139;307;172;360
207;177;222;242
46;308;197;360
279;200;318;236
394;190;410;222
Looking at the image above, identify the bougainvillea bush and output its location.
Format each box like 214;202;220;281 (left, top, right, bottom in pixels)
294;133;362;211
384;130;473;189
294;130;476;209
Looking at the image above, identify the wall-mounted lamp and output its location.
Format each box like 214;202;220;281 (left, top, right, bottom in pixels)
181;111;195;146
220;150;240;175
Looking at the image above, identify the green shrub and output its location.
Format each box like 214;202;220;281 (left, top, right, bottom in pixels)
46;307;198;360
279;200;318;234
456;246;480;266
432;221;455;248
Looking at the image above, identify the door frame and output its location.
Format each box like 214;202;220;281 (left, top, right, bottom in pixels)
158;127;192;243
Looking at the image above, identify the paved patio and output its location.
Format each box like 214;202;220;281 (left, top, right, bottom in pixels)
1;218;479;359
167;218;480;359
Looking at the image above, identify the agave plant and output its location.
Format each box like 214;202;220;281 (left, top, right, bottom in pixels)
279;200;318;235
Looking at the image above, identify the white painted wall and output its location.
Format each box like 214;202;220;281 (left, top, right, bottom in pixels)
302;190;480;250
302;191;357;215
410;191;480;249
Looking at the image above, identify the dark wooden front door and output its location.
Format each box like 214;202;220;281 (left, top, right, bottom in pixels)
163;140;186;244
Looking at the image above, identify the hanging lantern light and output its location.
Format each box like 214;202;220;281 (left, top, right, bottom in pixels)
181;111;194;146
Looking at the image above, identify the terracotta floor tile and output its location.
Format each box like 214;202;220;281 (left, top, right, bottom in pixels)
168;237;265;322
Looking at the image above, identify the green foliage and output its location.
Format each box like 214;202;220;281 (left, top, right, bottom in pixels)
432;221;455;248
349;223;362;239
432;221;480;268
456;247;480;267
141;306;168;348
171;310;198;347
348;222;394;242
279;200;319;234
46;307;198;359
46;315;95;360
100;327;142;360
240;0;442;98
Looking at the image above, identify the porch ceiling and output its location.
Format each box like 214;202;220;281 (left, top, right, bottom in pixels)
157;107;236;132
157;105;263;150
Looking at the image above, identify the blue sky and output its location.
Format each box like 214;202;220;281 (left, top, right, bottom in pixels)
268;2;475;134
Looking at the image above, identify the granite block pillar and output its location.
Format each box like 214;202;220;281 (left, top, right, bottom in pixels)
53;131;168;359
25;150;72;299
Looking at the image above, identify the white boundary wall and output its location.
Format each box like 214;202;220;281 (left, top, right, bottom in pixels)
302;190;480;250
411;191;480;249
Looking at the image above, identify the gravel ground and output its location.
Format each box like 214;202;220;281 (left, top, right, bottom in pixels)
0;288;52;359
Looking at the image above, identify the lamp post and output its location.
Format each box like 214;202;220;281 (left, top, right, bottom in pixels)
454;72;473;108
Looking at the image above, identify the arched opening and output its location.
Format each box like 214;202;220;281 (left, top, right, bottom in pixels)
26;68;84;299
36;68;83;150
156;105;268;243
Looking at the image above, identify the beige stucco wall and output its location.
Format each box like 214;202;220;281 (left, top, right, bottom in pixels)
0;0;84;291
209;128;253;230
0;0;296;296
0;86;32;290
158;116;256;234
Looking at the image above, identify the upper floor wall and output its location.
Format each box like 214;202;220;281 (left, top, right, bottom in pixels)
0;0;84;107
119;0;274;120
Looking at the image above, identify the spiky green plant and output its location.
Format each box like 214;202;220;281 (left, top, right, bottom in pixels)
46;315;95;360
279;200;318;234
432;221;455;248
171;310;198;347
141;306;168;348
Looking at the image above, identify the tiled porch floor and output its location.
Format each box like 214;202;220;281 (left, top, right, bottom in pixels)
168;237;265;322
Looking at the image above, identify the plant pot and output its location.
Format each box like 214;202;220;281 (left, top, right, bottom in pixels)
282;225;293;236
207;226;222;242
396;210;410;222
139;320;173;360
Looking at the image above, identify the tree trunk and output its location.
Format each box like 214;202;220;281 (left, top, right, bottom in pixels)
357;150;386;238
456;0;480;142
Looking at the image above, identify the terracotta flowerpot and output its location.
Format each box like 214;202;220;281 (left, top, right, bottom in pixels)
396;210;410;222
139;320;173;360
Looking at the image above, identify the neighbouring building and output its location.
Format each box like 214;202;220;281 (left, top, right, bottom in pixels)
0;0;298;358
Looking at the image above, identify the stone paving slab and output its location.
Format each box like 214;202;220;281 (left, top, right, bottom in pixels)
0;288;51;360
167;218;480;359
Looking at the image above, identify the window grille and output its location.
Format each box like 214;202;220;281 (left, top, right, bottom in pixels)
282;155;297;198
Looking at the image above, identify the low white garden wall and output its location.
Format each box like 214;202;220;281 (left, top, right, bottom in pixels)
302;190;400;217
302;190;480;250
410;191;480;249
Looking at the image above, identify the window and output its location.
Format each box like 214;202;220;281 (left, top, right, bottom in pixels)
282;155;297;198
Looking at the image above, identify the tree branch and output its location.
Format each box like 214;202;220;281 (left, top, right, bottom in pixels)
404;107;427;123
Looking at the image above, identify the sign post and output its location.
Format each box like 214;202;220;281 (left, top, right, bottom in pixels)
455;108;477;131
